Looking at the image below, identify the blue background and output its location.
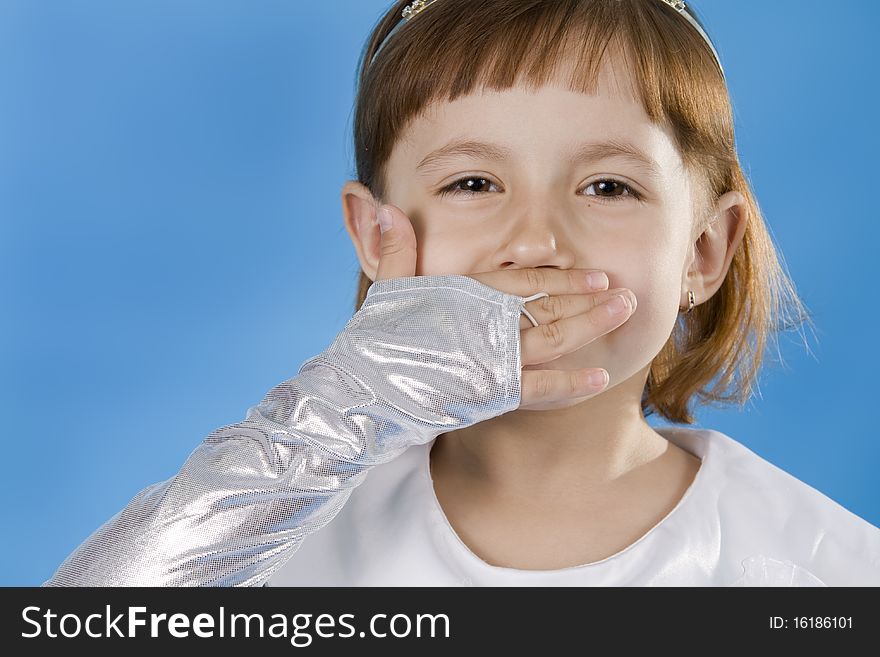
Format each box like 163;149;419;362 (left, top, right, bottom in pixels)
2;1;877;586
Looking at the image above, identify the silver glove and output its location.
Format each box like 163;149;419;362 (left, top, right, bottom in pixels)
42;274;530;586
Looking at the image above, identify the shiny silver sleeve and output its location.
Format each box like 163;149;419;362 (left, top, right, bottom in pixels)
42;274;529;587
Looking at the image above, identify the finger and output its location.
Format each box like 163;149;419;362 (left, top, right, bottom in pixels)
518;287;637;330
519;290;637;366
375;204;418;282
472;267;609;299
520;368;608;406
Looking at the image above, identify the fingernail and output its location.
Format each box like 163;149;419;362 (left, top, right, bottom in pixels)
378;206;393;233
585;370;608;387
606;293;630;316
586;272;608;290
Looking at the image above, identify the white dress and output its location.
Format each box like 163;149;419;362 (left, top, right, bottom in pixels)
267;425;880;587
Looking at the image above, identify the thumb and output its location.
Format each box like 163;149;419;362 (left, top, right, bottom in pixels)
375;204;418;282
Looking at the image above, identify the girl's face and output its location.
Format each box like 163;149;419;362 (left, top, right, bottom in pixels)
376;58;697;392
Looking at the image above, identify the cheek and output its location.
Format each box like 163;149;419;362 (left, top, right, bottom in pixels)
412;225;493;276
605;253;684;356
610;285;678;354
415;242;475;276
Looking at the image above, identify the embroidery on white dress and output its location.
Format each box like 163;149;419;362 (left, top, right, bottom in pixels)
727;554;827;587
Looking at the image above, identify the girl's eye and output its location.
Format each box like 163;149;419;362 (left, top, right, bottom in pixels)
437;176;642;202
582;178;642;203
437;176;499;197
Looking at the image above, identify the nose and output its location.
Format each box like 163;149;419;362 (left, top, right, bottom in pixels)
493;202;577;271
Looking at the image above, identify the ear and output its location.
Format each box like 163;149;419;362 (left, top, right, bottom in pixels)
684;190;748;309
341;180;382;282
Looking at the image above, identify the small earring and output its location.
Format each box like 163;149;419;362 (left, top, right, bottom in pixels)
679;289;696;314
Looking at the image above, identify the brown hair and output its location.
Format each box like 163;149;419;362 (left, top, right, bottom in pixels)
346;0;814;424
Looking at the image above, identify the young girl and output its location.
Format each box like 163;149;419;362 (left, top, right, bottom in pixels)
43;0;880;587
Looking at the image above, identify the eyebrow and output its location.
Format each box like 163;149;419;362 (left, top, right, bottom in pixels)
415;138;662;179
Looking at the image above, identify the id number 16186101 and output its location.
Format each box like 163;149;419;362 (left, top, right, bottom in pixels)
769;616;853;630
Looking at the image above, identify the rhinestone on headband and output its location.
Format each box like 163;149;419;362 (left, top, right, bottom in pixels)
369;0;724;79
402;0;439;20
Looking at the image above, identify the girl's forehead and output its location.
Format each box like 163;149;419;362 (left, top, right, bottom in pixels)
403;85;670;156
389;79;685;184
